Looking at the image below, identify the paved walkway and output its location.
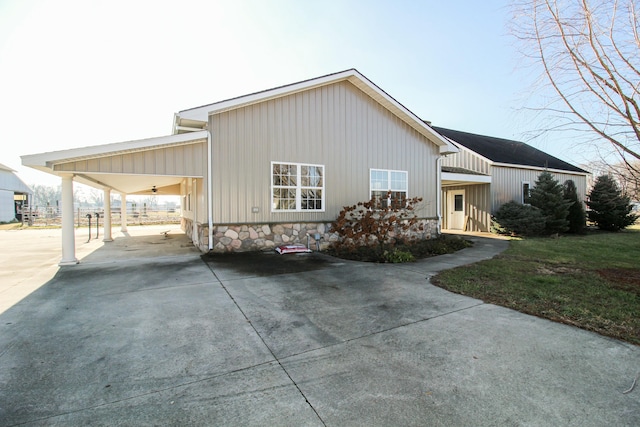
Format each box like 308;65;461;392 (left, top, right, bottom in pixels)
0;229;638;426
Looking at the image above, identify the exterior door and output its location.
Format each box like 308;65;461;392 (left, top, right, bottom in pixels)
448;190;466;230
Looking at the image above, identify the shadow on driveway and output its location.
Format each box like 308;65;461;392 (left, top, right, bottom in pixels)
1;236;639;426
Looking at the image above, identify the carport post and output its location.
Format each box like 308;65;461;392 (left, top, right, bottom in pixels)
59;174;79;265
120;193;128;232
103;188;113;242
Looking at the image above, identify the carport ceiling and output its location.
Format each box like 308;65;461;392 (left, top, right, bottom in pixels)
73;173;184;196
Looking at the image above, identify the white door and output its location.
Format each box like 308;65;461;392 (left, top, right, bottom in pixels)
448;190;466;230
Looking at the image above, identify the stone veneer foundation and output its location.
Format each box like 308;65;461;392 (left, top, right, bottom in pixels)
182;218;438;253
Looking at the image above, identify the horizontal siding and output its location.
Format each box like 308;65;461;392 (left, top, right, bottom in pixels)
442;184;491;232
211;80;440;224
491;166;588;212
441;146;490;174
53;142;207;177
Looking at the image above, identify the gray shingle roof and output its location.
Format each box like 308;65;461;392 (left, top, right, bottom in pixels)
432;127;588;174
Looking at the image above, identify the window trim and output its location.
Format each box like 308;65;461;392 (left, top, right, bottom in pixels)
369;168;409;208
522;181;531;204
271;161;325;213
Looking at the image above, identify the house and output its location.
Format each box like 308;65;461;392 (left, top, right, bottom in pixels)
0;163;32;223
433;127;590;232
22;69;458;265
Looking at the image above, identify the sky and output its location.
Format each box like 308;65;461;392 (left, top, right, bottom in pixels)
0;0;583;188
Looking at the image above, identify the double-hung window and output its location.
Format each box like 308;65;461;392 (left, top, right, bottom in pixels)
370;169;408;209
272;162;324;212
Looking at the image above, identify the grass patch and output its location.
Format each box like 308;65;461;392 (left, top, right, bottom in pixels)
432;229;640;345
326;234;472;263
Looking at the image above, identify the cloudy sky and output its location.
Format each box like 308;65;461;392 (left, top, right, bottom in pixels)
0;0;575;187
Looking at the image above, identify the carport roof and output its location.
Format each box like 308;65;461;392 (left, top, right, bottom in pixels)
22;131;208;170
21;131;208;194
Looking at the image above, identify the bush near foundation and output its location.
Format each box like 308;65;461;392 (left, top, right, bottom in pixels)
331;192;424;253
330;194;471;262
493;201;546;237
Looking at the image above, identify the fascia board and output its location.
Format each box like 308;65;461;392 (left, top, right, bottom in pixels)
344;73;454;149
22;131;209;169
442;172;492;184
178;69;455;151
493;162;591;176
178;69;359;121
440;137;493;164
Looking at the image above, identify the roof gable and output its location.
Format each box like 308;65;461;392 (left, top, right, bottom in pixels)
178;69;457;154
0;166;32;194
433;127;588;174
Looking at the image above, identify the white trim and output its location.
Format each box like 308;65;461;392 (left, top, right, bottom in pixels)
493;162;590;176
207;129;213;251
522;181;531;204
447;189;466;231
271;161;325;213
436;157;442;234
178;69;457;153
441;172;492;184
369;168;409;206
442;138;494;165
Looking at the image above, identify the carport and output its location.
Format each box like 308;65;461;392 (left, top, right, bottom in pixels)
21;130;210;265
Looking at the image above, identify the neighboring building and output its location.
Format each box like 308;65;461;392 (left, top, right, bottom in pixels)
0;163;32;223
22;69;458;264
433;127;590;232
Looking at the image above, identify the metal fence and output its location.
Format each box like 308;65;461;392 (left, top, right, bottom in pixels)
20;206;181;227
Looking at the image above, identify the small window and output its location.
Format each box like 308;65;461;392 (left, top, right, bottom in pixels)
522;182;531;204
272;162;324;212
370;169;408;209
454;194;464;211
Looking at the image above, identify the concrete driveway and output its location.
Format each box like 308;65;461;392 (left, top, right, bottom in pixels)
0;227;638;426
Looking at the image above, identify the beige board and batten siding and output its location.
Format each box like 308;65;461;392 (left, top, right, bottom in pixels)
53;142;208;177
440;143;490;174
209;80;440;225
442;184;492;232
491;165;588;211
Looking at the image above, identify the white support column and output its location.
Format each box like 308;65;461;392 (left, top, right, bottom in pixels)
59;174;78;266
120;193;128;232
103;188;113;242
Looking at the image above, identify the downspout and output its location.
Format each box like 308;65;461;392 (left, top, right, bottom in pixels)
436;156;442;235
207;127;213;250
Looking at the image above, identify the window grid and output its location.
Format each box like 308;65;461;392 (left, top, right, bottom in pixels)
272;162;324;212
370;169;408;209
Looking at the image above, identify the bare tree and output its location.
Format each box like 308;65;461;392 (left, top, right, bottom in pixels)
586;158;640;199
511;0;640;182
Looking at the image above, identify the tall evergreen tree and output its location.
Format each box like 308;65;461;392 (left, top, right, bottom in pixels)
528;171;571;234
563;180;586;234
586;175;638;231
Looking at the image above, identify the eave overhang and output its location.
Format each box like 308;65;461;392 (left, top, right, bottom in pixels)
177;69;458;154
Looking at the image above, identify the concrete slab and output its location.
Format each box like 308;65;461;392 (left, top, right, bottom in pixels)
282;303;640;426
0;256;274;425
214;259;482;358
23;362;323;427
1;232;639;426
0;225;199;314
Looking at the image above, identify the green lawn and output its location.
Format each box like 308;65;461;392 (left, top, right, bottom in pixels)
432;227;640;345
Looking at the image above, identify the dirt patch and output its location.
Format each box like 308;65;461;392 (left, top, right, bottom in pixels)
597;268;640;294
535;265;582;275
